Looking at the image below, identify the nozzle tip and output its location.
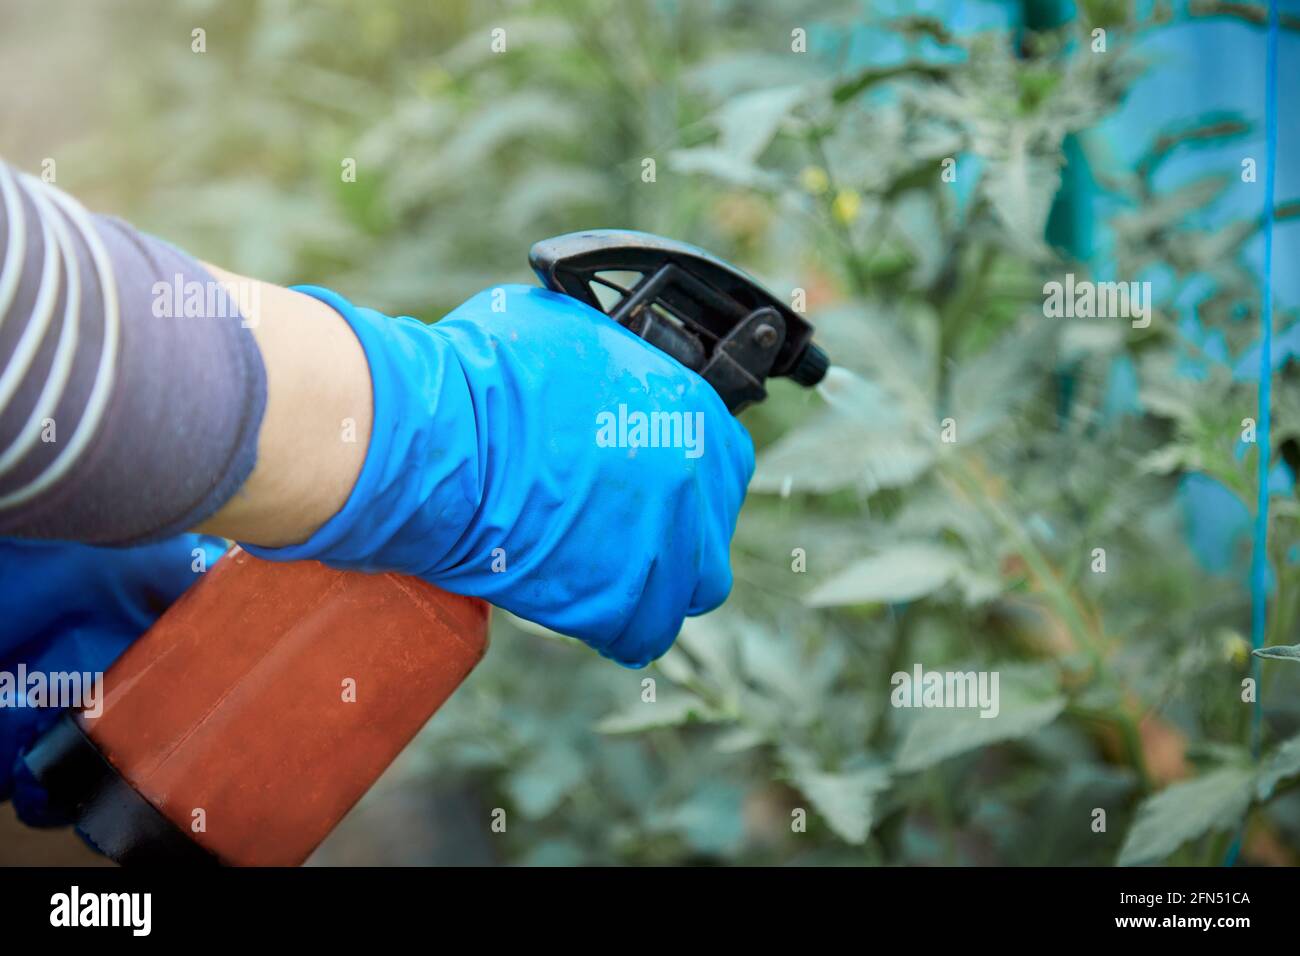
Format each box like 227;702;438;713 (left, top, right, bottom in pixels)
789;343;830;387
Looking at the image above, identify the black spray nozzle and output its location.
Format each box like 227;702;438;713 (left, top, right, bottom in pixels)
530;229;829;413
789;340;830;388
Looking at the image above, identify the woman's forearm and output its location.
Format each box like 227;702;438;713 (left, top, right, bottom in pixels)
0;159;372;548
195;267;372;547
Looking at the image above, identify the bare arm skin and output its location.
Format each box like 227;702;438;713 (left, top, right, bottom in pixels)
196;266;373;548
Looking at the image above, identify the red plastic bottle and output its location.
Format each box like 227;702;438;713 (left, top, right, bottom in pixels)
25;547;489;866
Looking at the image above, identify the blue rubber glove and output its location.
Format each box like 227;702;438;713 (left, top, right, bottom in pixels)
244;284;754;667
0;534;228;825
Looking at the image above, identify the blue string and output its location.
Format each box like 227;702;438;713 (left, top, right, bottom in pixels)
1225;0;1279;869
1252;0;1279;761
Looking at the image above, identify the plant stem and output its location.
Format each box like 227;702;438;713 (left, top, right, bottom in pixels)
943;460;1154;792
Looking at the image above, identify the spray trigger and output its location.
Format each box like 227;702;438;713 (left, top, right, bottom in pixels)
530;230;829;413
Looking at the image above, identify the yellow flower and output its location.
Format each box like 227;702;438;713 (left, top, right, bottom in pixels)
1219;630;1250;668
799;166;830;195
831;189;861;225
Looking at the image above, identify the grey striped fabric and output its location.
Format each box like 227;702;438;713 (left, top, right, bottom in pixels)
0;161;266;544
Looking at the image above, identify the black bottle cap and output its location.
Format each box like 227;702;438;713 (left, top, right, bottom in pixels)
23;712;219;866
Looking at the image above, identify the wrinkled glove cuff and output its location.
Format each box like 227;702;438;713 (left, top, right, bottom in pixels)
241;286;481;574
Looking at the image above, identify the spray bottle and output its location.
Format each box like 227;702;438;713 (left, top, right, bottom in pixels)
24;230;829;865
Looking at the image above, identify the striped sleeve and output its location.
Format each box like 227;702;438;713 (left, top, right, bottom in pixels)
0;161;266;543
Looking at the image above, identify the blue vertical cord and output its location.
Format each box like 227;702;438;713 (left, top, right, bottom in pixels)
1251;0;1279;762
1225;0;1279;869
1248;0;1279;764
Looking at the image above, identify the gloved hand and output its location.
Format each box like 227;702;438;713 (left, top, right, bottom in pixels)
0;534;228;824
243;285;754;667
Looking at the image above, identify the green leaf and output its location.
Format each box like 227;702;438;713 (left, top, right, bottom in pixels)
952;565;1005;606
434;91;584;174
676;614;743;693
437;14;575;71
714;84;808;161
713;726;767;754
660;782;748;855
893;664;1065;773
654;645;698;687
949;321;1057;441
737;633;805;700
980;126;1061;259
784;753;891;845
685;50;810;92
1252;643;1300;663
806;543;964;607
749;344;937;500
1258;735;1300;801
666;147;782;190
1118;766;1256;866
595;693;723;734
752;414;935;495
506;744;585;819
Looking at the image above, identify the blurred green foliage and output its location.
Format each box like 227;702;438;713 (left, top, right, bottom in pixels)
70;0;1300;864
